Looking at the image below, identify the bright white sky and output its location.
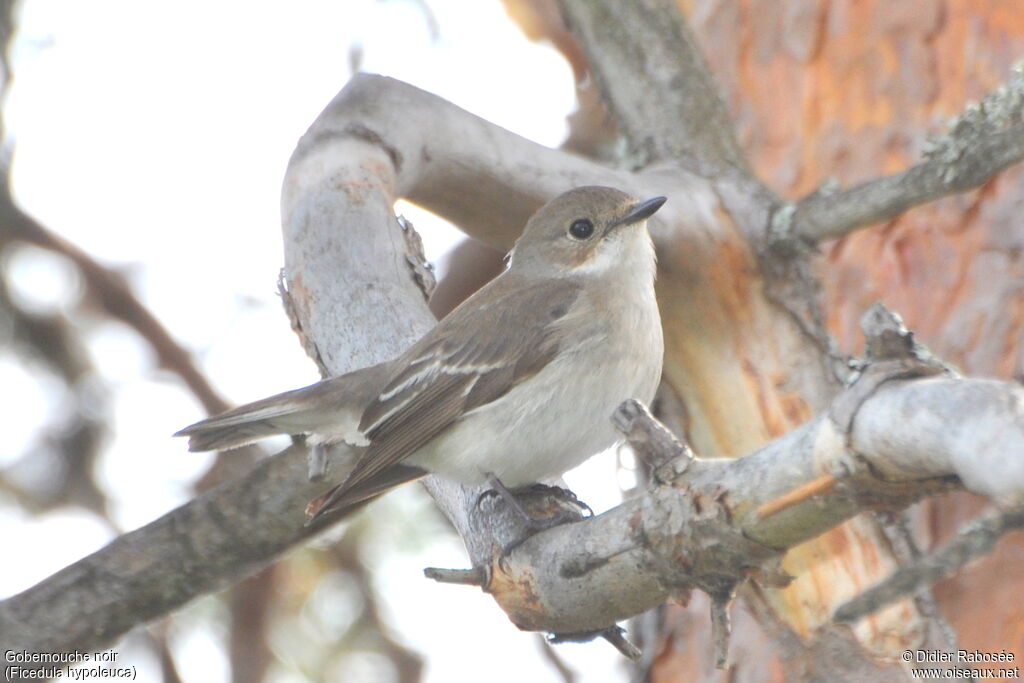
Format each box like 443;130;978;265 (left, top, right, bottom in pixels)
1;1;637;681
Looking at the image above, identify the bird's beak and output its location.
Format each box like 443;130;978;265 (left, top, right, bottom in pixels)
606;196;667;234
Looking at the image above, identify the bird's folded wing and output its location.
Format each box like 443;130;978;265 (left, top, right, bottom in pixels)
338;277;584;493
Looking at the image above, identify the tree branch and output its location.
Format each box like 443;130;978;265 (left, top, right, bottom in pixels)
556;0;749;179
789;64;1024;243
834;506;1024;624
554;0;789;280
0;444;316;657
449;370;1019;639
0;196;231;416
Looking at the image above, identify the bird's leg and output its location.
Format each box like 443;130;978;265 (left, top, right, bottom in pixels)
484;473;538;524
308;442;329;481
483;474;589;531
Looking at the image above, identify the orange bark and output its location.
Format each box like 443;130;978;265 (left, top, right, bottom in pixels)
691;0;1024;671
506;0;1024;676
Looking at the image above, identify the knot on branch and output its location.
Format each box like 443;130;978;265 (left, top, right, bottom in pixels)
765;202;817;257
632;483;784;669
817;302;962;508
612;398;782;595
613;398;693;485
635;484;778;598
397;215;436;301
832;303;953;439
859;302;916;362
859;302;955;372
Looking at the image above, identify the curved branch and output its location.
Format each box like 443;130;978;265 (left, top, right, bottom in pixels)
553;0;780;251
299;74;633;252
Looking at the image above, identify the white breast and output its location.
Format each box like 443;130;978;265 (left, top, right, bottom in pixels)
410;271;663;487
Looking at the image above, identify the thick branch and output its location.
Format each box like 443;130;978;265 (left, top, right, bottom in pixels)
554;0;779;252
299;74;631;252
472;374;1021;635
0;444;321;655
851;377;1024;504
5;367;1016;660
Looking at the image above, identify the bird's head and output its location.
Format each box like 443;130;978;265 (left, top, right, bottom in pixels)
509;186;666;278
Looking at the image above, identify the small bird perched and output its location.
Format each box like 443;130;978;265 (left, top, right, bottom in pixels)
176;186;666;521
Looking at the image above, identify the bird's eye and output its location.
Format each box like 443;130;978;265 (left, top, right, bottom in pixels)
568;218;595;240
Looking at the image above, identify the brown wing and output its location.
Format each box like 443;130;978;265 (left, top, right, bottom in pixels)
337;275;583;493
305;463;428;522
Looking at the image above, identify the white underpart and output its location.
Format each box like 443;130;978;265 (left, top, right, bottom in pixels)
408;223;662;486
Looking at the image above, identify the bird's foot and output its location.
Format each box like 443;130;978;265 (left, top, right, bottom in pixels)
479;476;591;552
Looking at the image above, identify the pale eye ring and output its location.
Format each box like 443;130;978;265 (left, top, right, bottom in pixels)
568;218;594;240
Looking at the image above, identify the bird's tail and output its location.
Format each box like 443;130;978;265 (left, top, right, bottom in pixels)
174;393;317;451
174;362;391;452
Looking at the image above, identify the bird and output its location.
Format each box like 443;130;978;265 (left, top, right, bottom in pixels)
176;186;666;522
